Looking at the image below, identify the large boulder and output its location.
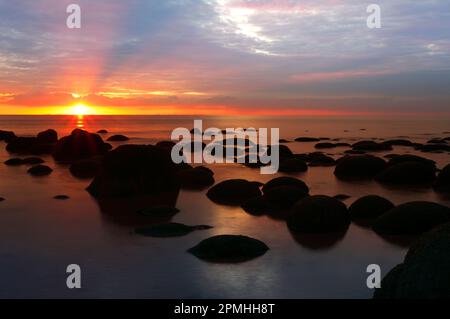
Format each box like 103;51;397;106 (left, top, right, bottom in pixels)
207;179;261;206
287;195;350;233
107;134;130;142
374;223;450;299
0;130;16;142
334;155;386;180
176;166;215;190
349;195;394;221
37;129;58;144
372;201;450;236
187;235;269;262
262;177;309;194
6;137;38;154
376;162;436;186
27;165;53;176
263;185;309;210
434;164;450;193
387;154;436;167
52;129;110;162
279;158;308;173
70;159;102;179
352;141;392;152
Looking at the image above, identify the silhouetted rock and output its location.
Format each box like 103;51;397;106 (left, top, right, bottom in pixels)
372;202;450;236
376;162;436;186
262;176;309;194
295;137;321;142
417;143;450;152
434;164;450;193
334;155;386;180
382;139;414;147
187;235;269;262
136;223;212;237
0;130;16;142
70;159;101;179
387;154;435;167
279;139;291;143
53;129;110;162
279;158;308;173
207;179;262;206
97;129;108;134
315;142;336;149
6;137;38;154
54;195;70;200
27;165;53;176
264;185;309;209
349;195;394;221
0;197;4;202
137;206;180;218
241;196;278;216
176;166;215;190
427;138;447;144
352;140;392;152
334;194;351;201
107;134;130;142
287;195;350;233
156;141;176;150
37;129;57;144
4;158;23;166
304;152;336;167
374;223;450;299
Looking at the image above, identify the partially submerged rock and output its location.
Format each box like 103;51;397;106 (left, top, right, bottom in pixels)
263;185;309;209
349;195;394;221
279;158;308;173
287;195;350;234
334;155;386;180
70;159;101;179
54;195;70;200
376;161;436;186
352;141;392;152
176;166;215;190
262;176;309;194
37;129;58;144
295;137;321;142
107;134;130;142
241;196;279;216
136;223;212;237
0;130;16;142
4;158;23;166
27;165;53;176
22;157;45;165
207;179;262;206
187;235;269;262
372;201;450;236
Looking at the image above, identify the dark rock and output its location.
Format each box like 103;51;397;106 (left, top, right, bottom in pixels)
22;157;44;165
37;129;58;144
352;141;392;152
372;201;450;236
334;155;387;180
417;143;450;152
97;129;108;134
6;137;38;154
334;194;351;201
136;223;212;238
374;223;450;299
344;150;366;155
279;139;291;143
70;159;101;179
304;152;336;167
27;165;53;176
382;139;414;147
207;179;262;206
137;206;180;218
156;141;176;150
349;195;394;221
107;134;130;142
176;166;215;190
434;164;450;193
0;197;4;202
376;162;436;186
262;177;309;194
187;235;269;262
315;142;336;149
4;158;23;166
241;196;278;216
53;129;110;162
287;195;350;234
279;158;308;173
295;137;321;142
0;130;16;142
427;138;447;144
265;144;294;159
335;143;351;147
263;185;309;209
87;144;180;198
54;195;70;200
387;154;435;167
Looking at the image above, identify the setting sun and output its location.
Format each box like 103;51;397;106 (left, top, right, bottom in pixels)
69;103;93;116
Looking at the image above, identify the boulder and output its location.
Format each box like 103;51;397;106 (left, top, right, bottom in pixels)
334;155;386;180
6;137;39;154
287;195;350;233
52;129;110;162
136;223;212;237
97;129;108;134
349;195;394;221
372;201;450;236
376;162;436;186
303;152;336;167
54;195;70;200
4;158;24;166
374;223;450;299
279;158;308;173
27;165;53;176
315;142;336;149
207;179;262;206
107;134;130;142
263;185;309;209
187;235;269;262
352;141;392;152
22;157;44;165
0;130;16;142
70;159;101;179
434;164;450;193
37;129;57;144
387;154;435;167
262;177;309;194
295;137;321;142
382;139;414;147
417;144;450;152
241;196;278;216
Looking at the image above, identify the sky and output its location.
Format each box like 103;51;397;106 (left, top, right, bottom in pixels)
0;0;449;116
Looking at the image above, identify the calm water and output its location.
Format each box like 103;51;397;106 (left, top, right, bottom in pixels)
0;115;449;298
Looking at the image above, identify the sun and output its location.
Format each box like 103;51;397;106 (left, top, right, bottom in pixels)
69;103;92;116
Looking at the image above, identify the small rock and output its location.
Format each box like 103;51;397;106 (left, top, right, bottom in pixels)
136;223;212;237
22;157;45;165
334;155;386;180
207;179;262;206
97;129;108;134
27;165;53;176
4;158;24;166
262;177;309;194
54;195;70;200
107;134;130;142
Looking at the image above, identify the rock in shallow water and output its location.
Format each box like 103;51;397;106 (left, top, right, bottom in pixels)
374;223;450;299
70;159;101;179
287;195;350;234
376;161;436;186
27;165;53;176
54;195;70;200
176;166;215;190
349;195;394;221
262;176;309;194
107;134;130;142
372;201;450;236
135;223;213;237
187;235;269;262
334;155;386;180
207;179;262;206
